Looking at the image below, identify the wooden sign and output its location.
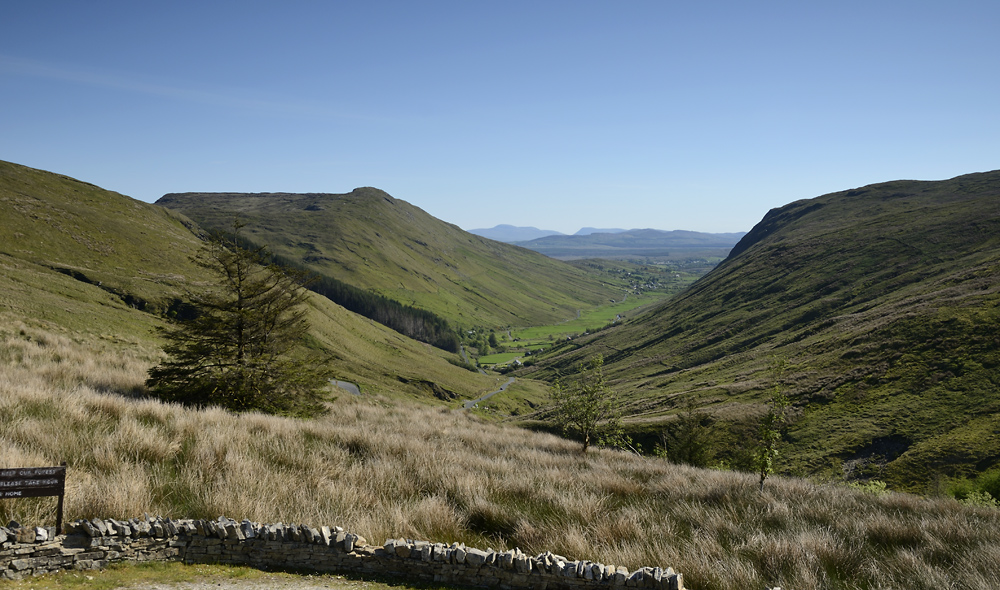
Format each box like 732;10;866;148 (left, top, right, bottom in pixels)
0;464;67;532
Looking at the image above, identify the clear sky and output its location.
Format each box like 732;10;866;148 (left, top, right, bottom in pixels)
2;1;998;234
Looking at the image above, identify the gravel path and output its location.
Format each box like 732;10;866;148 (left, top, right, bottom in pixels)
23;566;410;590
117;572;386;590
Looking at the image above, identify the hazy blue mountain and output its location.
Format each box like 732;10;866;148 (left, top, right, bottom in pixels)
468;224;565;242
575;227;628;236
513;228;746;261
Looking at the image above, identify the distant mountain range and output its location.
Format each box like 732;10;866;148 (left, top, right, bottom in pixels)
468;225;634;242
468;225;564;241
469;225;745;261
521;229;745;261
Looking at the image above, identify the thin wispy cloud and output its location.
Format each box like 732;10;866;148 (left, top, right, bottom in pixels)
0;54;377;123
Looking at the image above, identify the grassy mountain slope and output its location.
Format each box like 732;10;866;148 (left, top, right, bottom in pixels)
524;170;1000;491
514;228;746;261
156;191;619;329
0;161;496;401
5;326;1000;590
0;160;208;341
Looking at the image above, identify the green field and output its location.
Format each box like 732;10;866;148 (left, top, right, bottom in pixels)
477;351;522;365
514;291;667;340
473;266;698;416
475;261;704;371
517;267;698;344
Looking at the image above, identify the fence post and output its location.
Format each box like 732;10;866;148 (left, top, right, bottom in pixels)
56;462;67;534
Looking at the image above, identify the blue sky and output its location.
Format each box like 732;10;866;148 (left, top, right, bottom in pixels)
2;1;998;234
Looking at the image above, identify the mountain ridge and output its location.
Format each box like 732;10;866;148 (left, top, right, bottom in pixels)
8;156;1000;491
0;161;498;401
157;190;620;329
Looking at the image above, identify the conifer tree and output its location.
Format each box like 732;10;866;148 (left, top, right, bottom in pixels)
660;401;717;467
147;221;329;415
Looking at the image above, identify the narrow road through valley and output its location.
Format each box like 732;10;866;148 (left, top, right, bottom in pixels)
460;344;488;375
463;377;515;409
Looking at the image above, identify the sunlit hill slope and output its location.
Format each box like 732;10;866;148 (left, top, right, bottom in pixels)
0;160;496;401
156;191;620;329
524;170;1000;491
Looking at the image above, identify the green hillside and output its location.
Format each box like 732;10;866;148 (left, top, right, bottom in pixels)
523;170;1000;491
0;160;208;340
156;191;619;329
0;161;497;401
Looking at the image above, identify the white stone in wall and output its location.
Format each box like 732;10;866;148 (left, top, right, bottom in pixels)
614;565;629;585
465;548;488;566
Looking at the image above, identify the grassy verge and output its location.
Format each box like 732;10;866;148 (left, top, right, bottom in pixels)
468;378;551;420
477;351;522;366
0;561;448;590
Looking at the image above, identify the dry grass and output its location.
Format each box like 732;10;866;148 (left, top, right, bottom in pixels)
3;325;1000;590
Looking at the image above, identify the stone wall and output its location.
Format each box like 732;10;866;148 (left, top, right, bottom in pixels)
1;516;684;590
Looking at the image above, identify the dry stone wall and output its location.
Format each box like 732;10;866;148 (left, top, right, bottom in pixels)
1;515;684;590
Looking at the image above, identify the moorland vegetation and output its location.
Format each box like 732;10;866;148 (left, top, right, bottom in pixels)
4;159;1000;589
522;171;1000;493
0;160;500;402
3;324;1000;590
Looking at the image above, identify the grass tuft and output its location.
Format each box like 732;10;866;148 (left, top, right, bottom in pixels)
3;325;1000;590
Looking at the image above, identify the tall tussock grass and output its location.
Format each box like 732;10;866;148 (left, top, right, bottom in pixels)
2;324;999;590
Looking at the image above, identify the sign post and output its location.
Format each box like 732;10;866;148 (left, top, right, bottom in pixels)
0;463;67;533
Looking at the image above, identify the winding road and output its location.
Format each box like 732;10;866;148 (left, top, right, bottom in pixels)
463;377;515;409
460;344;488;375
